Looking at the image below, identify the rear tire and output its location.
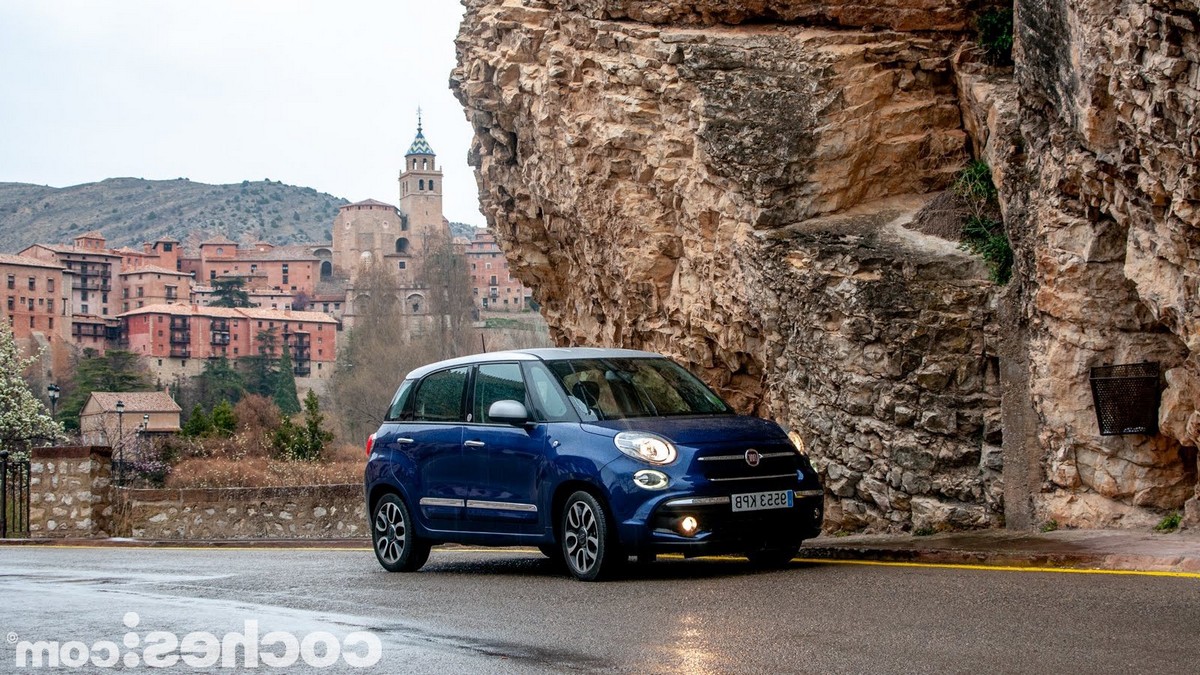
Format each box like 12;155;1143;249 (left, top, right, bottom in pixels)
372;493;431;573
561;491;621;581
746;545;800;569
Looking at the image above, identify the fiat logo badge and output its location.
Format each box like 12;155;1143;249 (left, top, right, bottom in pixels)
745;449;761;467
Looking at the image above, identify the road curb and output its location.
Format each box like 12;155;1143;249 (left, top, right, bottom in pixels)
798;543;1200;574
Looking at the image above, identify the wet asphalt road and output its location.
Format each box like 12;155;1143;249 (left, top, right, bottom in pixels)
2;546;1199;673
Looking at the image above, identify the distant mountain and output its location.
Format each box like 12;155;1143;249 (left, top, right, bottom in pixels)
449;222;481;240
0;177;348;252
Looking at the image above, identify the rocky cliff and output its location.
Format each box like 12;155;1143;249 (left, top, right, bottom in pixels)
453;0;1200;532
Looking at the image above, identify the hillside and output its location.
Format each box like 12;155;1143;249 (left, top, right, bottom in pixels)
0;177;348;252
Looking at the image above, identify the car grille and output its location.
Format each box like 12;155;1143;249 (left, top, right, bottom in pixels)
689;443;802;482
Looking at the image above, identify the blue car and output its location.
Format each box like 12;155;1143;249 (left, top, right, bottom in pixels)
364;348;824;580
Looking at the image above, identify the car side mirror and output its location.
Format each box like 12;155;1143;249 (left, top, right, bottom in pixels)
488;400;530;427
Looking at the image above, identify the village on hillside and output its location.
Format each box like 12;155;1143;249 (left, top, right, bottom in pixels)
1;123;535;419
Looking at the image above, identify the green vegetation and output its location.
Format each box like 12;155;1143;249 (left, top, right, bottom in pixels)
210;277;252;308
1040;519;1059;533
60;349;154;430
913;526;935;537
954;160;1013;285
273;345;301;416
976;8;1014;66
272;391;334;461
1154;512;1182;533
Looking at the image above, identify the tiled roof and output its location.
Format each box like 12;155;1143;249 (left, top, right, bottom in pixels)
24;243;122;258
0;253;66;270
119;265;191;277
119;303;338;324
340;198;396;210
201;235;238;245
75;230;107;239
87;391;181;413
406;129;435;156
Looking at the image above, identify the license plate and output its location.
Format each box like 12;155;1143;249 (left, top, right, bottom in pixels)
731;490;793;512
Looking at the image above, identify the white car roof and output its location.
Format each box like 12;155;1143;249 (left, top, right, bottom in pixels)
404;347;666;380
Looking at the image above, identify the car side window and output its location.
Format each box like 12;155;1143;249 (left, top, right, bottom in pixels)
524;361;575;422
413;367;469;423
384;379;415;421
473;363;526;424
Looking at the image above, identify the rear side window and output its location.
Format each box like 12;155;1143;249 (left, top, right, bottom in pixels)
473;363;526;424
384;379;415;421
413;367;469;422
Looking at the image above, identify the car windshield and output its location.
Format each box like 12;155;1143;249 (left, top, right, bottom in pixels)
545;357;732;421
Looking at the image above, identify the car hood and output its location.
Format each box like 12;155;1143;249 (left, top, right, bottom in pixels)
579;415;787;447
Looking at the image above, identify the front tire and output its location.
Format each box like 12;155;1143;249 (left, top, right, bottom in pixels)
372;493;431;572
561;491;621;581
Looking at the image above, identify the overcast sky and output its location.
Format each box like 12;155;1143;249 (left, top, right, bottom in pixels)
0;1;486;226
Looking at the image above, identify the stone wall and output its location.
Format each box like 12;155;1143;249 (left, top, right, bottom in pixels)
113;484;367;540
29;446;114;538
454;0;1200;532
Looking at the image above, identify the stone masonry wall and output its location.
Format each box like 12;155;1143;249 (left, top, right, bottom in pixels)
113;484;367;540
29;446;114;538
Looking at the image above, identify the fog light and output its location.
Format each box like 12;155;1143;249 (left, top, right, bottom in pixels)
679;516;699;536
633;470;669;490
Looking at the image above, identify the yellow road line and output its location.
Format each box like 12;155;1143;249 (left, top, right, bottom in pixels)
14;545;1200;578
789;557;1200;579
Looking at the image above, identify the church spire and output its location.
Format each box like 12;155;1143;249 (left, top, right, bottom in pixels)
406;108;435;157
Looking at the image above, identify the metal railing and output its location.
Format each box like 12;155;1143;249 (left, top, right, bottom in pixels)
1;450;31;539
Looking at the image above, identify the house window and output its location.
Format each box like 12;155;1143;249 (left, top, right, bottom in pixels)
27;277;35;291
6;275;13;289
47;299;53;312
47;278;54;292
81;304;88;314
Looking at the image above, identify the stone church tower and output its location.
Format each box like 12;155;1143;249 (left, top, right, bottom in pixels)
398;113;449;259
337;116;452;327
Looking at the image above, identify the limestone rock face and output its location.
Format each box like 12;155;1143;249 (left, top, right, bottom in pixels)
454;0;1200;532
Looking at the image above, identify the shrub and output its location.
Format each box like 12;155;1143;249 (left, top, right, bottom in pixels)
954;160;1013;284
181;405;212;438
1155;512;1182;533
961;216;1014;284
210;400;238;437
976;8;1014;66
272;391;334;462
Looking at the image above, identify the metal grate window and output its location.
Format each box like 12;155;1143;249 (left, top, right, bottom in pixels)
1089;362;1161;435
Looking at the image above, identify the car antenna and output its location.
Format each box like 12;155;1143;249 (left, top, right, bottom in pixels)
480;332;487;353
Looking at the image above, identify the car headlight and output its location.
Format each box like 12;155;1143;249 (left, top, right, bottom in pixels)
614;431;677;465
786;429;808;456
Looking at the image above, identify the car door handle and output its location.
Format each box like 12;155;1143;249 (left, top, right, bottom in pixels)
464;440;486;448
396;438;414;445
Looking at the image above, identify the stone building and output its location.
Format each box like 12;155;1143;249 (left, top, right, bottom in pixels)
0;252;73;376
466;230;533;311
118;265;192;312
21;232;123;319
118;303;338;392
179;238;324;297
339;120;454;327
79;391;182;447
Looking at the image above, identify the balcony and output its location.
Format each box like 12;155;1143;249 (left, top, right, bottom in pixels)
169;331;190;345
293;363;312;377
211;332;231;346
169;317;190;330
169;347;191;359
211;319;230;332
72;279;112;292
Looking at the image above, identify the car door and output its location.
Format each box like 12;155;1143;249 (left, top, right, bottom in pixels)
405;366;469;533
460;361;548;534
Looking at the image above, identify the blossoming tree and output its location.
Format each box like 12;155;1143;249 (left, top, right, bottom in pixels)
0;322;63;459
